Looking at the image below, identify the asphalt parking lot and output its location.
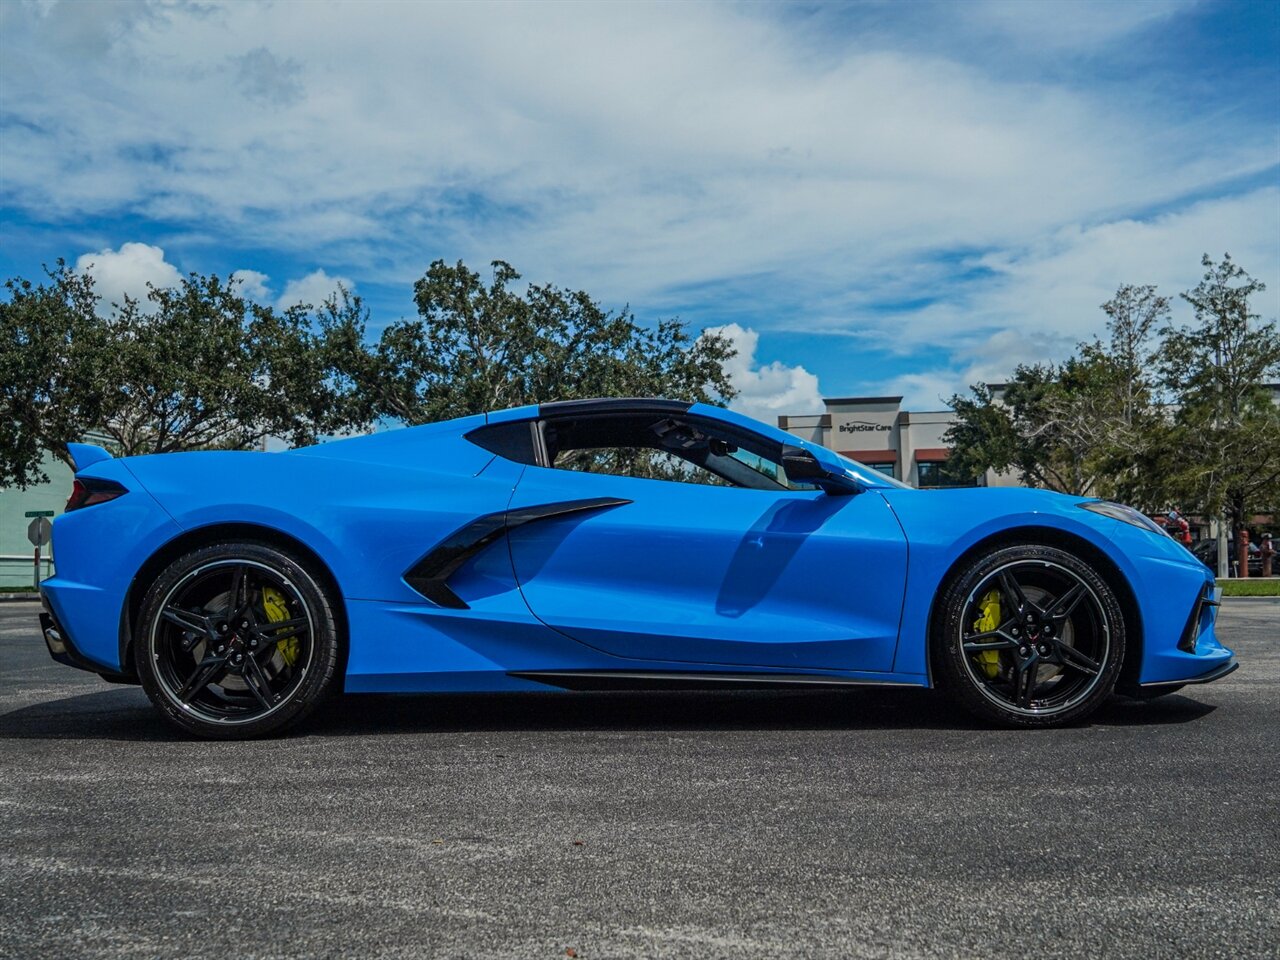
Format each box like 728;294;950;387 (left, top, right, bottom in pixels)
1;600;1277;959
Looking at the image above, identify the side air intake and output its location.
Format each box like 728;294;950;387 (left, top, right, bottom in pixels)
403;497;631;609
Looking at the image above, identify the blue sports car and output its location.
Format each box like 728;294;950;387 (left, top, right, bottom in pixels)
39;398;1236;738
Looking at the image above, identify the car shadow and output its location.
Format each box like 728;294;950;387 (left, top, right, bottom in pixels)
0;684;1217;742
0;687;183;742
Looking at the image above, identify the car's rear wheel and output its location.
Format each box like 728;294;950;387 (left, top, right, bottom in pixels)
135;542;341;739
934;543;1125;727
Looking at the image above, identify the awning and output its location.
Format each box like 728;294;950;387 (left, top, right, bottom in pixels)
913;448;951;461
840;450;898;464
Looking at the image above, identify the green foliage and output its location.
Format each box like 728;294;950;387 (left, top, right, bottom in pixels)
1;265;370;486
1082;285;1172;505
1;264;109;487
1157;255;1280;530
943;370;1077;491
3;257;737;488
93;274;371;457
945;259;1278;522
1216;579;1280;597
944;327;1165;499
363;260;736;424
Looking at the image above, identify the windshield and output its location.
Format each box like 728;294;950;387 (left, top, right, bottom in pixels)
682;402;916;490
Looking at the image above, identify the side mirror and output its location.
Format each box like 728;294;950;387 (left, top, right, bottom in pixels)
780;445;860;495
780;445;827;481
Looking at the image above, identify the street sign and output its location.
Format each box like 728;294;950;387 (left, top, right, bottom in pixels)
27;517;52;547
24;510;54;518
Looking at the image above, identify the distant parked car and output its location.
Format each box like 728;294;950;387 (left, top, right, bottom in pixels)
1191;539;1266;577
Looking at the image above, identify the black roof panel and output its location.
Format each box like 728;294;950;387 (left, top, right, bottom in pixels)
538;397;692;418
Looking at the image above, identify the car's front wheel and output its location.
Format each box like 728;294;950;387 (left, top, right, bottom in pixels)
934;543;1125;727
135;541;341;739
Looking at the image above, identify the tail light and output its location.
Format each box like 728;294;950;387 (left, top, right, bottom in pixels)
65;477;128;512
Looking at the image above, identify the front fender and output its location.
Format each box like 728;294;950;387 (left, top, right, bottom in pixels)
880;488;1126;677
880;487;1230;686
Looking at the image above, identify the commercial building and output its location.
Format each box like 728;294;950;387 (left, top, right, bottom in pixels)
777;395;1010;488
0;449;69;588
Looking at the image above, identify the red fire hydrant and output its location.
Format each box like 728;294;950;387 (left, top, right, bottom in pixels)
1261;532;1275;579
1237;528;1250;579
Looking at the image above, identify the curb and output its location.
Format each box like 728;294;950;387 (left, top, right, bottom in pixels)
0;594;41;603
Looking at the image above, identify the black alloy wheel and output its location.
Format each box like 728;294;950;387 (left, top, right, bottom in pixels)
934;543;1125;727
136;542;341;738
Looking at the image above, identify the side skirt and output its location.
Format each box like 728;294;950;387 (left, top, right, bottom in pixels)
507;670;922;691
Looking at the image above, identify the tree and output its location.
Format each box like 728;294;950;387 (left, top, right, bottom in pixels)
1;265;110;487
97;274;373;457
945;258;1278;523
1078;284;1170;506
943;279;1227;506
944;379;1033;489
1;265;371;487
944;360;1119;496
363;259;737;425
1158;254;1280;539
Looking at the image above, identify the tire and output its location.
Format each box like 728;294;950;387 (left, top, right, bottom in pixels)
135;541;341;739
933;543;1125;727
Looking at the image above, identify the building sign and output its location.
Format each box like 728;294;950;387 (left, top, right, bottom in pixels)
837;420;892;434
780;396;992;489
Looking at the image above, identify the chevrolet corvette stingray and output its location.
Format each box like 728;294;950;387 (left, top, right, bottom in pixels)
39;398;1236;737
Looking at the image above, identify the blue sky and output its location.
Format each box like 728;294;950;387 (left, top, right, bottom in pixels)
2;0;1277;420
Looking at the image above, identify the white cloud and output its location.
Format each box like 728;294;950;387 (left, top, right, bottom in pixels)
708;323;823;423
2;0;1274;404
964;0;1191;51
73;242;182;312
230;269;271;302
970;187;1280;341
277;269;353;310
1;0;1268;302
864;187;1280;398
232;46;303;106
881;328;1076;410
866;186;1280;405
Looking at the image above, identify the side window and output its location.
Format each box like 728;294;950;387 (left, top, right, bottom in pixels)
540;414;815;491
721;447;818;491
555;446;729;486
466;421;539;464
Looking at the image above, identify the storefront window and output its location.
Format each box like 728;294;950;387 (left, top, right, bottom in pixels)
916;460;973;488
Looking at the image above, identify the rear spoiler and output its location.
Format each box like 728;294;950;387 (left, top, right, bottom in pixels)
67;442;114;472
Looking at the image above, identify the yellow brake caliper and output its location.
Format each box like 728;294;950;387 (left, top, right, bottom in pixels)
972;589;1002;679
260;586;299;666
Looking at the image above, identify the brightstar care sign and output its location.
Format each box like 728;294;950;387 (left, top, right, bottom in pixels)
838;420;892;433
